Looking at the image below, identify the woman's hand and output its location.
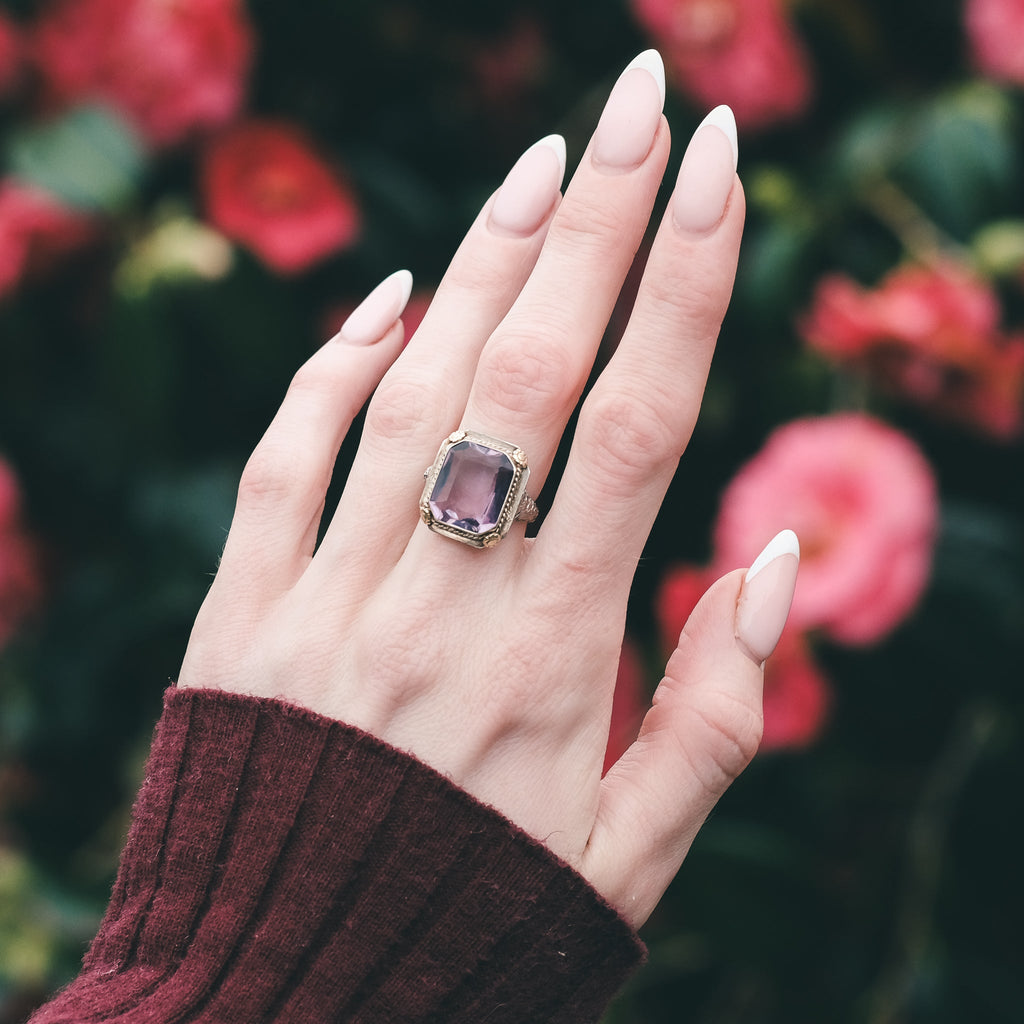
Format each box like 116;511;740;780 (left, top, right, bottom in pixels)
177;50;799;930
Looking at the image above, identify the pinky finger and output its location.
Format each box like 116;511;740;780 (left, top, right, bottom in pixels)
581;531;799;928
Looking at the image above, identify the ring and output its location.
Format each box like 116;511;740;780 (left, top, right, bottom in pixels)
420;430;539;549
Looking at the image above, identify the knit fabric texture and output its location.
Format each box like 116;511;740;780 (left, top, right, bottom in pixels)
30;686;645;1023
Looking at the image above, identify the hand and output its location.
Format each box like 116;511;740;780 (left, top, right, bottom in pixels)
177;50;799;929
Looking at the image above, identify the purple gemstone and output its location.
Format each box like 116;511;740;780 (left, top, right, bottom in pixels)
429;440;514;534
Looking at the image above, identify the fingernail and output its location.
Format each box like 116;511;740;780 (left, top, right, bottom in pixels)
735;529;800;665
336;269;414;346
592;49;665;172
672;104;739;235
488;134;566;236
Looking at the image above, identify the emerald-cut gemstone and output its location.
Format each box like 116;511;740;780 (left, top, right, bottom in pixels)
428;440;514;534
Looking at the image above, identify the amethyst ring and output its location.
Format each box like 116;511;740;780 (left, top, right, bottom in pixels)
420;430;539;549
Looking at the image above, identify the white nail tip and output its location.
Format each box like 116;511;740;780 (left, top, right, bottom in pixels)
533;133;567;184
698;104;739;170
390;268;414;311
745;529;800;583
624;48;666;107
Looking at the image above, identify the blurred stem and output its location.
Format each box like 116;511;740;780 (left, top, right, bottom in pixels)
859;179;973;269
865;702;999;1024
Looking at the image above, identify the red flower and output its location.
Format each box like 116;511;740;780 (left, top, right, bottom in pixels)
655;563;713;654
604;638;649;774
0;12;23;99
0;179;96;301
31;0;252;147
760;632;829;751
801;263;1024;439
965;0;1024;85
0;459;42;650
630;0;813;129
655;564;830;750
713;414;938;646
202;120;361;275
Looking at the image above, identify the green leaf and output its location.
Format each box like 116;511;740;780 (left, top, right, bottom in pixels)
831;102;909;188
896;83;1018;237
5;104;147;212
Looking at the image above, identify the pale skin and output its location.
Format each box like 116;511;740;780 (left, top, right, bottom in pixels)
177;52;798;930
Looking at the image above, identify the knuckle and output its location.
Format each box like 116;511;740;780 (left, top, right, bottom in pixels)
687;696;763;791
237;439;324;508
282;354;358;425
285;354;338;404
366;370;444;442
445;243;525;302
286;358;323;395
476;328;579;421
642;267;721;326
580;387;682;486
551;193;631;259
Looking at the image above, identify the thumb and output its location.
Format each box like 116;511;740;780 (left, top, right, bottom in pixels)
581;530;800;928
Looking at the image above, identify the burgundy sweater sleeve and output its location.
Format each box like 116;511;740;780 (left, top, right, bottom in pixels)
30;686;645;1024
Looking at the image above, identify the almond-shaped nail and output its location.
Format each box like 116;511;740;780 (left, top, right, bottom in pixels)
672;104;738;235
335;269;414;346
592;49;665;172
488;134;566;237
735;529;800;665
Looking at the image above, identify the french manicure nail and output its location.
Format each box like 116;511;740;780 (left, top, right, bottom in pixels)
488;134;567;236
336;269;414;346
672;104;739;235
592;49;666;172
735;529;800;665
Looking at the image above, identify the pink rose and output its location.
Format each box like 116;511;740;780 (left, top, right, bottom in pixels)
655;564;829;750
965;0;1024;85
31;0;252;147
655;563;713;655
713;414;938;645
201;120;361;275
630;0;813;129
760;633;829;751
0;179;96;301
801;263;1024;440
0;459;42;650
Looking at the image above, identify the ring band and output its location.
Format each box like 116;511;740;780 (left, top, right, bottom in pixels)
420;430;539;548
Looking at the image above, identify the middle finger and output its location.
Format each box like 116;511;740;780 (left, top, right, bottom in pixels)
452;50;670;513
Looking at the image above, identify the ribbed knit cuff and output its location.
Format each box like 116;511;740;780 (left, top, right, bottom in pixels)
32;686;645;1024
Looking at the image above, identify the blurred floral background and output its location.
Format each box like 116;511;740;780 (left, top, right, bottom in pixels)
1;0;1023;1021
